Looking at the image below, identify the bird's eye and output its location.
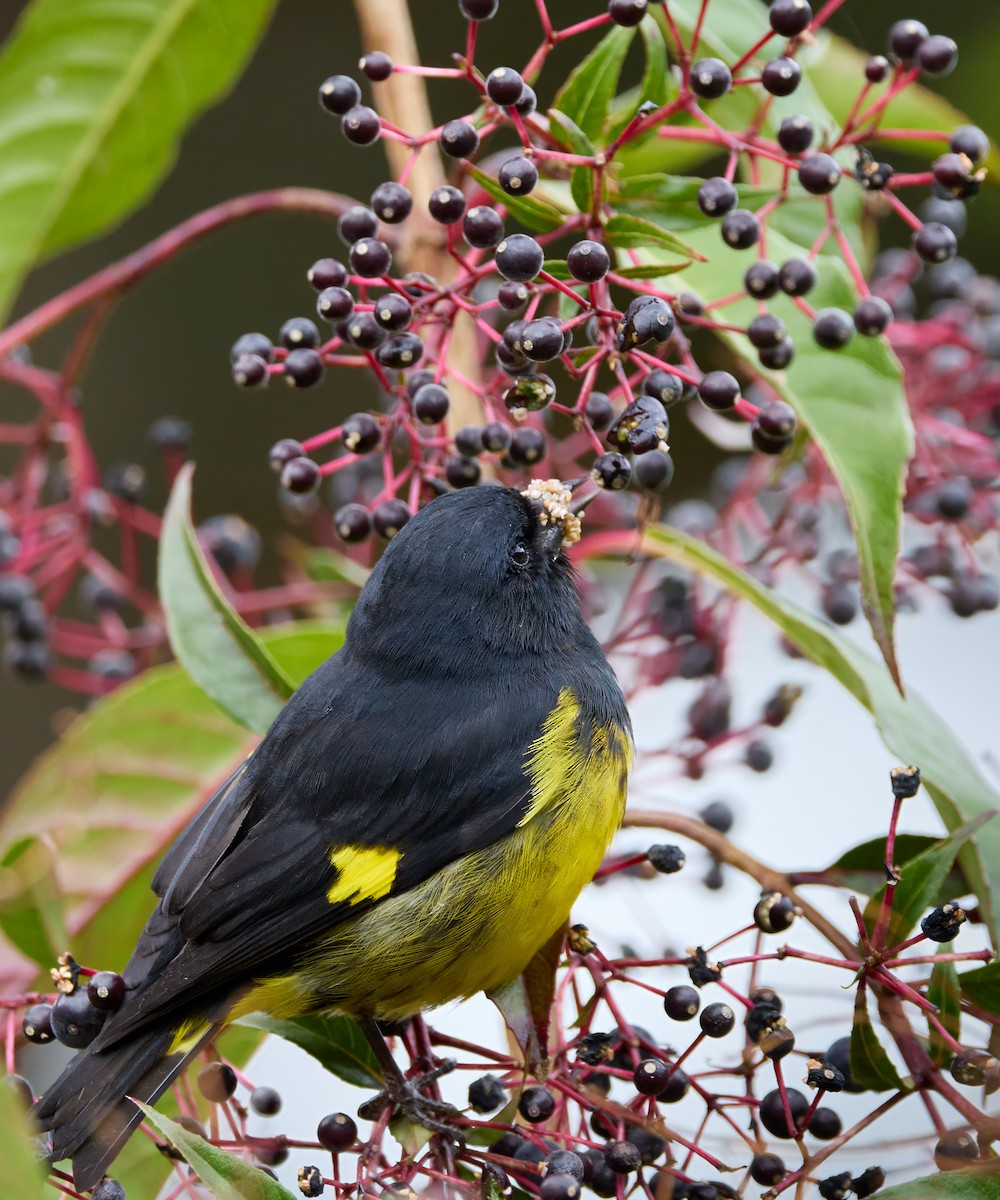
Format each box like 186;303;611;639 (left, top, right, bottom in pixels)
509;540;530;568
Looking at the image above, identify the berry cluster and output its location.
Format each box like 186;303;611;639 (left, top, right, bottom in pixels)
8;769;997;1199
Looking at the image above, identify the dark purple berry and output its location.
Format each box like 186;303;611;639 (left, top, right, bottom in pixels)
317;1112;357;1150
951;125;989;165
372;500;411;539
51;989;107;1049
751;1154;786;1186
334;503;372;543
481;421;512;453
633;1058;670;1095
251;1086;282;1116
799;152;841;195
762;56;801;96
699;371;740;411
463;206;504;248
370;180;412;223
935;1131;979;1170
377;332;423;369
690;58;732;99
744;260;780;299
413;383;450;424
279;317;319;349
519;1085;555;1123
373;293;413;331
87;971;126;1011
754;891;797;933
747;313;787;349
342;413;381;454
509;427;545;465
338;205;378;245
918;35;957;75
770;0;811;35
567;240;611;283
592;452;631;490
91;1179;126;1200
22;1003;54;1044
822;583;858;625
515;85;538;116
546;1151;585;1183
455;425;484;456
318;75;361;115
468;1074;506;1113
633;451;674;491
284;348;325;388
617;295;675;348
760;1087;808;1138
779;257;817;296
852;1168;886;1200
317;287;354;323
603;1140;641;1175
865;55;890;83
697;177;737;217
495;234;543;282
914;222;957;264
307;258;348;290
585;392;614;431
777;114;813;154
498;280;530;310
664;984;699;1020
268;439;303;473
521;317;564;362
359;51;393;81
350;237;392;277
341;105;381;146
758;337;796;372
499;155;538;195
343;312;385;350
281;457;320;494
486;66;525;107
813;308;855;350
657;1065;689;1103
446;455;482;488
854;296;892;336
440;119;479;158
721;209;760;249
459;0;499;18
231;332;274;362
888;19;928;61
232;354;268;388
609;0;647;27
700;1002;735;1037
429;185;466;225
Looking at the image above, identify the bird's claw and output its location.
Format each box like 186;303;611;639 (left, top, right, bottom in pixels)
358;1059;463;1141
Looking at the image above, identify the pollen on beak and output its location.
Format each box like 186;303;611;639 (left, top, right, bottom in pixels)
521;478;584;554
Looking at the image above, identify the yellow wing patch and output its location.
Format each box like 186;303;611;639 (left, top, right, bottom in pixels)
327;844;401;906
166;1017;211;1057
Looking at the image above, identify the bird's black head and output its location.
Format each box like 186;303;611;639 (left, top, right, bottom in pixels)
346;485;592;678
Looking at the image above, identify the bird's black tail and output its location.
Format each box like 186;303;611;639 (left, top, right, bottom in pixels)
33;1021;218;1192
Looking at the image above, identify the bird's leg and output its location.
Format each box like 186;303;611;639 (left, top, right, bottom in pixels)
357;1017;462;1139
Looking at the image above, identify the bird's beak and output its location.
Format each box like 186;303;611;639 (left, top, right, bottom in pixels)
539;478;597;556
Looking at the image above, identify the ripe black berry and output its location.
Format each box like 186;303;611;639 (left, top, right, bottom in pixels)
888;19;928;61
495;234;543;282
499;155;538;195
486;66;525;107
519;1085;555;1123
818;1173;853;1200
690;58;732;100
567;240;611;283
633;451;674;491
935;1131;979;1170
762;56;801;97
777;114;814;154
359;51;393;81
779;256;817;296
751;1154;786;1186
412;383;450;425
319;75;361;114
865;55;890;82
515;85;537;116
281;457;320;495
231;331;274;362
497;281;529;312
754;892;797;933
721;209;760;250
338;205;378;245
317;1112;357;1150
698;371;740;411
51;989;107;1049
603;1140;641;1175
697;177;737;217
268;440;304;474
333;504;372;544
341;414;380;456
477;422;509;454
88;971;126;1011
592;452;631;490
664;984;699;1020
463;206;504;248
372;499;411;539
370;180;412;223
813;308;855;350
808;1107;842;1140
429;185;467;225
22;1002;54;1044
377;332;423;369
617;295;675;348
350;237;392;277
634;1058;671;1095
853;295;892;336
799;152;841;195
521;318;564;362
279;317;319;350
770;0;811;36
747;314;787;349
317;287;355;323
372;294;411;332
284;349;325;388
951;125;989;165
918;35;957;75
307;258;348;291
852;1168;885;1200
92;1180;126;1200
585;391;615;431
921;901;966;942
744;260;780;299
699;1002;735;1038
754;400;797;451
642;370;684;406
341;105;381;146
468;1073;506;1113
459;0;499;17
760;1087;808;1138
540;1176;580;1200
509;427;545;465
344;312;385;349
445;455;482;488
914;222;957;264
936;479;971;520
609;0;647;27
440;119;479;158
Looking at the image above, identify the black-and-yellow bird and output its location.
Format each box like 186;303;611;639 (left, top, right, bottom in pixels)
35;481;632;1190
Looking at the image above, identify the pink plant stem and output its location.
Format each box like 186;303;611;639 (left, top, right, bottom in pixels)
871;795;903;950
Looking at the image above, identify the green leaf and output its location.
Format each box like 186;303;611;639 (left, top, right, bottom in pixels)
0;0;276;322
0;835;67;966
0;623;339;991
0;1073;48;1199
638;21;672;111
160;463;295;734
547;111;599;216
927;957;961;1067
850;986;907;1092
551;24;635;144
237;1012;382;1089
862;813;993;946
655;221;912;685
604;214;705;259
959;962;1000;1015
137;1104;295;1199
465;164;565;233
613;262;689;280
812;834;969;902
632;524;1000;947
877;1171;1000;1200
616;175;773;231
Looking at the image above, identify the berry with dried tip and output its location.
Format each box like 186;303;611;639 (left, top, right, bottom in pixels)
699;371;740;412
519;1085;555;1123
468;1073;507;1113
604;1140;641;1175
778;257;817;296
592;452;631;490
374;294;413;332
370;180;412;223
342;413;381;454
495;234;544;283
748;314;787;350
921;901;966;942
284;349;324;389
664;984;699;1020
760;1087;808;1138
890;765;921;798
852;1168;885;1200
700;1002;735;1038
440;119;479;158
721;209;760;249
950;1048;999;1087
198;1062;238;1103
744;260;780;300
341;105;381;146
298;1165;325;1197
349;237;392;278
232;354;268;389
521;317;565;362
317;1112;357;1151
818;1173;853;1200
88;971;126;1011
617;295;675;348
642;370;684;405
280;318;320;350
546;1150;585;1183
754;892;797;934
690;58;732;99
486;66;525;106
697;177;738;217
22;1002;54;1044
540;1176;580;1200
567;240;611;283
51;989;107;1049
951;125;989;164
377;332;423;369
751;1154;786;1187
308;259;348;292
762;56;801;96
318;75;361;114
806;1060;846;1092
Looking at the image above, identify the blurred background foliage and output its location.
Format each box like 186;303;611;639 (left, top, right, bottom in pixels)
0;0;996;798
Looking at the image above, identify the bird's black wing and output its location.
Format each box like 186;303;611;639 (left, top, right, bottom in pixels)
98;650;571;1045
